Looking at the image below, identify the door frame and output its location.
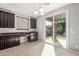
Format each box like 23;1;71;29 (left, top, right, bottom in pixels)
44;9;70;49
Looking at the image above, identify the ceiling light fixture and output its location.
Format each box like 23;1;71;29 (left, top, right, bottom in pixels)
34;3;45;16
40;12;44;15
34;10;39;15
39;7;44;12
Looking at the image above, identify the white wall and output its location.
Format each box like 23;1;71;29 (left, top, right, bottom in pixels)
37;3;79;50
37;16;45;41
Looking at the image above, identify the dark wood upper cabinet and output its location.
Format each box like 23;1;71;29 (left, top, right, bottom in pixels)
0;11;15;28
8;13;15;28
4;12;9;28
0;11;2;27
30;18;36;29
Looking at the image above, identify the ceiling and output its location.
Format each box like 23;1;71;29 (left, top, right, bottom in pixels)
0;3;71;17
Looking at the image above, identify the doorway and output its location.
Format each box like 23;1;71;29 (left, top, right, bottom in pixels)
45;10;69;49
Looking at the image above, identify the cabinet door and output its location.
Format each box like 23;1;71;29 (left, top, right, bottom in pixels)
0;36;4;50
6;13;10;28
8;13;15;28
1;12;4;27
13;35;20;46
0;11;15;28
0;11;3;27
0;12;8;28
31;32;38;41
0;11;7;28
5;12;9;28
28;32;38;42
4;35;13;48
10;13;15;28
2;12;6;27
30;18;36;29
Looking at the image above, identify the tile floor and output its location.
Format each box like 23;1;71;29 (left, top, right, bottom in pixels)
0;39;79;56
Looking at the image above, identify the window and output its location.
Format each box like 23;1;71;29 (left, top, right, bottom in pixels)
16;16;29;30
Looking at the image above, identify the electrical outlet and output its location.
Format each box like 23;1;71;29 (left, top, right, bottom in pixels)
76;45;78;48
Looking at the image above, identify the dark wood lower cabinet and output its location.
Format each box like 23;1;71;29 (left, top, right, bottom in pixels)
13;35;20;46
27;32;38;42
4;35;13;48
0;32;38;50
0;36;4;50
0;34;20;50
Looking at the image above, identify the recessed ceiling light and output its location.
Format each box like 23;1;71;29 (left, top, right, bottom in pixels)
40;12;44;15
34;10;39;14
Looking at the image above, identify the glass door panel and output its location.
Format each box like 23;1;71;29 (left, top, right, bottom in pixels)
54;13;66;48
45;17;53;44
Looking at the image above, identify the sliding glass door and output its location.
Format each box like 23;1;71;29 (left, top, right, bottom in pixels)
45;12;67;48
54;13;66;48
45;17;53;44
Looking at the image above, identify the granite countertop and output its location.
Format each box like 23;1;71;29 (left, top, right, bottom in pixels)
0;31;37;36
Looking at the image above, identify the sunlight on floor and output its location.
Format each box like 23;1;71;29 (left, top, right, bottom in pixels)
57;37;66;48
46;37;53;44
41;43;55;56
46;39;53;44
46;36;66;48
58;39;66;48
